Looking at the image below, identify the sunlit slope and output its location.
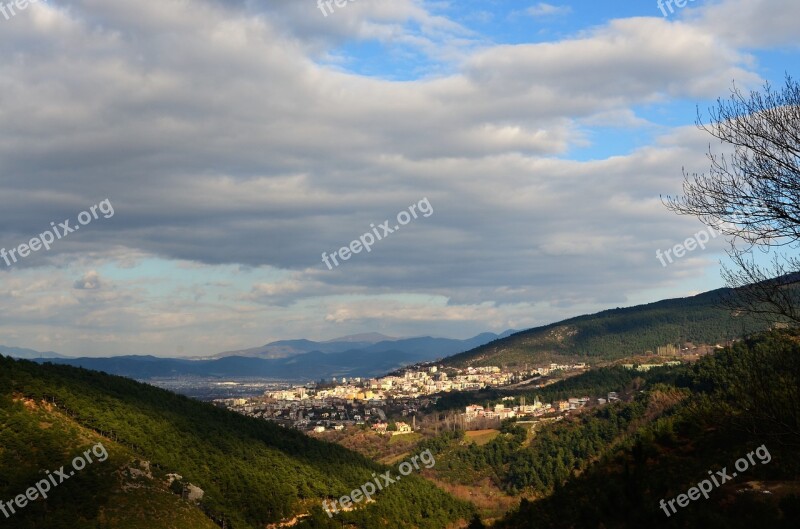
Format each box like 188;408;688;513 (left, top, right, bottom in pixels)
442;287;768;368
0;395;218;529
0;356;471;529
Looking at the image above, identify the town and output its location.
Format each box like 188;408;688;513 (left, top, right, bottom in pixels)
214;360;681;434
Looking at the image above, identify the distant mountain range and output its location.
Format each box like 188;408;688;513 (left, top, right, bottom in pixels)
4;284;777;381
204;331;513;360
0;345;68;360
2;330;516;381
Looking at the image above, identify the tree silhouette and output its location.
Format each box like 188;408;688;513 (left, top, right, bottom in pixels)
665;75;800;325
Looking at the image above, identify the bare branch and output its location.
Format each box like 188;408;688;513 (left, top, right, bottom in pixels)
664;75;800;324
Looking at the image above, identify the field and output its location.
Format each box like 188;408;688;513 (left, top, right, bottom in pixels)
465;429;500;446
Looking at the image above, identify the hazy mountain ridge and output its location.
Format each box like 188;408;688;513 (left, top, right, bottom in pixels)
207;331;516;360
0;345;69;359
27;331;517;381
33;351;411;381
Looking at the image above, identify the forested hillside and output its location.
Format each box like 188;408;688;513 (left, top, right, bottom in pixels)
0;356;472;529
0;393;218;529
422;393;675;495
443;287;769;368
490;330;800;528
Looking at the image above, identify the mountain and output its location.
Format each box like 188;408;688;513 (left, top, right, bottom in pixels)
209;331;516;360
207;338;374;359
359;332;517;356
441;287;771;368
25;280;777;381
36;349;424;381
28;331;515;381
408;330;800;528
489;330;800;528
322;332;398;343
0;345;69;359
0;355;473;529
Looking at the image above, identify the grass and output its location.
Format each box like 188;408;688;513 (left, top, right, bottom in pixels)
465;430;499;446
388;432;423;445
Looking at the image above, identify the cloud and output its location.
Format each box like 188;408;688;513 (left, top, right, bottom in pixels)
0;0;785;355
526;3;572;17
688;0;800;49
73;270;102;290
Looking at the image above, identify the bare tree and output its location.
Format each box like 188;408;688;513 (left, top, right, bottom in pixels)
664;75;800;325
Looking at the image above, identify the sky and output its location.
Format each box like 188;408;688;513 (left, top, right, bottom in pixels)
0;0;798;357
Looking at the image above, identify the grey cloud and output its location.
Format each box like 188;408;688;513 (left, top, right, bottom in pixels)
73;270;102;290
0;0;779;354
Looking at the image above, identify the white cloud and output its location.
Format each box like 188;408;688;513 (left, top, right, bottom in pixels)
688;0;800;49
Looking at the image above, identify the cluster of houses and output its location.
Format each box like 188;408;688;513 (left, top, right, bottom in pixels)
369;421;414;435
263;366;516;403
621;361;681;372
461;391;622;424
262;363;589;405
216;361;595;432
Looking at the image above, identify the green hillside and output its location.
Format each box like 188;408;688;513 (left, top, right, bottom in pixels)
408;330;800;528
0;392;218;529
0;356;472;529
442;287;770;368
487;329;800;528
